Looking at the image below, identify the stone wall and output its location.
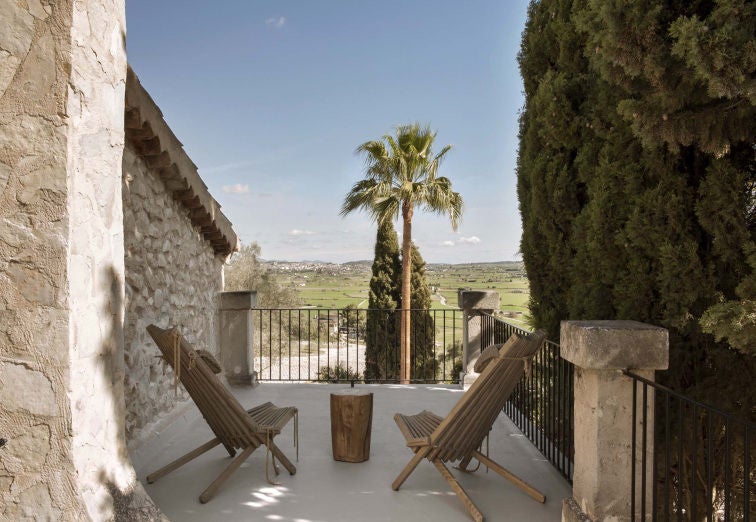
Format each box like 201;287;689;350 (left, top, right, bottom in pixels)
122;145;224;438
0;1;162;520
0;3;237;518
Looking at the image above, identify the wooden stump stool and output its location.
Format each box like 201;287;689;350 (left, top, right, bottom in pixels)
330;389;373;462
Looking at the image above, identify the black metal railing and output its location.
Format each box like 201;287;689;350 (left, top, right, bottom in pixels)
624;370;754;522
480;313;575;483
253;308;462;383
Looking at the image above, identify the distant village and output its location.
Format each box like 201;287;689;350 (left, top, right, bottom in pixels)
267;260;526;278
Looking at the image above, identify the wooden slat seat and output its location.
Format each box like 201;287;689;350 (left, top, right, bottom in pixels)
246;402;297;435
144;324;298;503
391;330;547;522
395;410;444;446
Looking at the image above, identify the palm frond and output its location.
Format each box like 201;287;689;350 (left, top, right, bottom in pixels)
343;122;462;230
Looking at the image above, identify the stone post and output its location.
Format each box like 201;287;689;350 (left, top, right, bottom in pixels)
560;320;668;522
457;290;500;388
219;291;258;386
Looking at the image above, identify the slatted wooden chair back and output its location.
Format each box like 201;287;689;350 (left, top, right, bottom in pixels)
428;330;545;462
147;324;262;451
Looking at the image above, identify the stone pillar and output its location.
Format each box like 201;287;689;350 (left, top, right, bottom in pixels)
0;1;162;520
458;290;500;388
560;321;668;522
219;291;258;386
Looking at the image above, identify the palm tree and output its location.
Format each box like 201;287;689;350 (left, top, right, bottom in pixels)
341;123;463;383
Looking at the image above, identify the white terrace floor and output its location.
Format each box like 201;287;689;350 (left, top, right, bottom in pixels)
129;383;571;522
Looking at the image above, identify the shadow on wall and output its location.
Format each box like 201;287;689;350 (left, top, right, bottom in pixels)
93;265;165;521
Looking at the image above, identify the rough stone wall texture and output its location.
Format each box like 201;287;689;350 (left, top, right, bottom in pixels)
122;145;223;440
0;1;162;520
0;1;87;519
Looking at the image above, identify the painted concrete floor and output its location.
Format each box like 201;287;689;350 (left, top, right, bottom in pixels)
130;383;571;522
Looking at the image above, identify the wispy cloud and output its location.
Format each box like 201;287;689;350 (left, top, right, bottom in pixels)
289;229;315;236
222;183;250;194
441;240;455;247
265;16;286;28
459;236;481;244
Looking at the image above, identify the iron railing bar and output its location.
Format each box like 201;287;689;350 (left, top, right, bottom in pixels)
345;309;349;378
297;309;301;381
677;397;684;522
622;370;755;428
631;378;638;522
547;343;553;465
706;411;712;522
307;309;311;380
691;404;697;522
641;382;648;522
651;387;658;522
257;310;262;379
745;424;750;522
724;416;731;522
442;310;447;381
269;309;273;380
664;391;671;521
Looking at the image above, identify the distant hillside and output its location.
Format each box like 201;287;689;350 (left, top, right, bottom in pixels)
267;260;523;272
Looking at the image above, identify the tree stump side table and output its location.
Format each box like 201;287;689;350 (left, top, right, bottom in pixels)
330;389;373;462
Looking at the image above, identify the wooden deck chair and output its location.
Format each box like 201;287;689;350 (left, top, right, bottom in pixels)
145;324;298;503
392;330;547;522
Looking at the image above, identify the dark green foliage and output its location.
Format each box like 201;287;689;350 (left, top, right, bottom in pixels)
365;222;438;381
518;0;754;409
409;244;436;381
437;340;463;384
317;363;362;383
518;1;754;515
701;244;756;355
365;221;401;381
340;303;366;338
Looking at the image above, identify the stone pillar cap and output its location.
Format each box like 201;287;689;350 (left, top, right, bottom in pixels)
560;320;668;370
457;290;500;311
219;290;257;310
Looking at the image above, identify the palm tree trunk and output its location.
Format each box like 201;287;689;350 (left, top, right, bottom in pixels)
401;203;413;384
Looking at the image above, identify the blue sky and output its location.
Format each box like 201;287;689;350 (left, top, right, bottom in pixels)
126;0;530;263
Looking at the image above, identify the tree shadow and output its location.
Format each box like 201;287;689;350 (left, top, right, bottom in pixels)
90;265;166;521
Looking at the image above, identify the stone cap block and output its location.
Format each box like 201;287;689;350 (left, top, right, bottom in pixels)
560;320;668;370
457;290;500;311
219;291;257;310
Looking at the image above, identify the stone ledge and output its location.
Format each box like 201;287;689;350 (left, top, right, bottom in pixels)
457;290;500;311
219;291;257;310
124;66;239;256
560;320;668;370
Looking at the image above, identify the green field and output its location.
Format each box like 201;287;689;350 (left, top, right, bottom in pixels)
272;261;530;326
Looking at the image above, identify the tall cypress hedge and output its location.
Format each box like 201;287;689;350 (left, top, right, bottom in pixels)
517;0;754;415
409;243;436;380
365;221;438;381
365;221;401;381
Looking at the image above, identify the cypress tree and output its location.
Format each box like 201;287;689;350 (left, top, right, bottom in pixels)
409;243;436;381
365;221;401;381
519;0;754;412
518;1;754;514
517;0;590;336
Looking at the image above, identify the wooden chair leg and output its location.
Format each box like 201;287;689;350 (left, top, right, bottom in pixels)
457;455;473;471
472;450;546;503
146;437;221;484
199;445;256;503
267;439;296;475
223;442;236;457
432;459;483;522
392;446;431;491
